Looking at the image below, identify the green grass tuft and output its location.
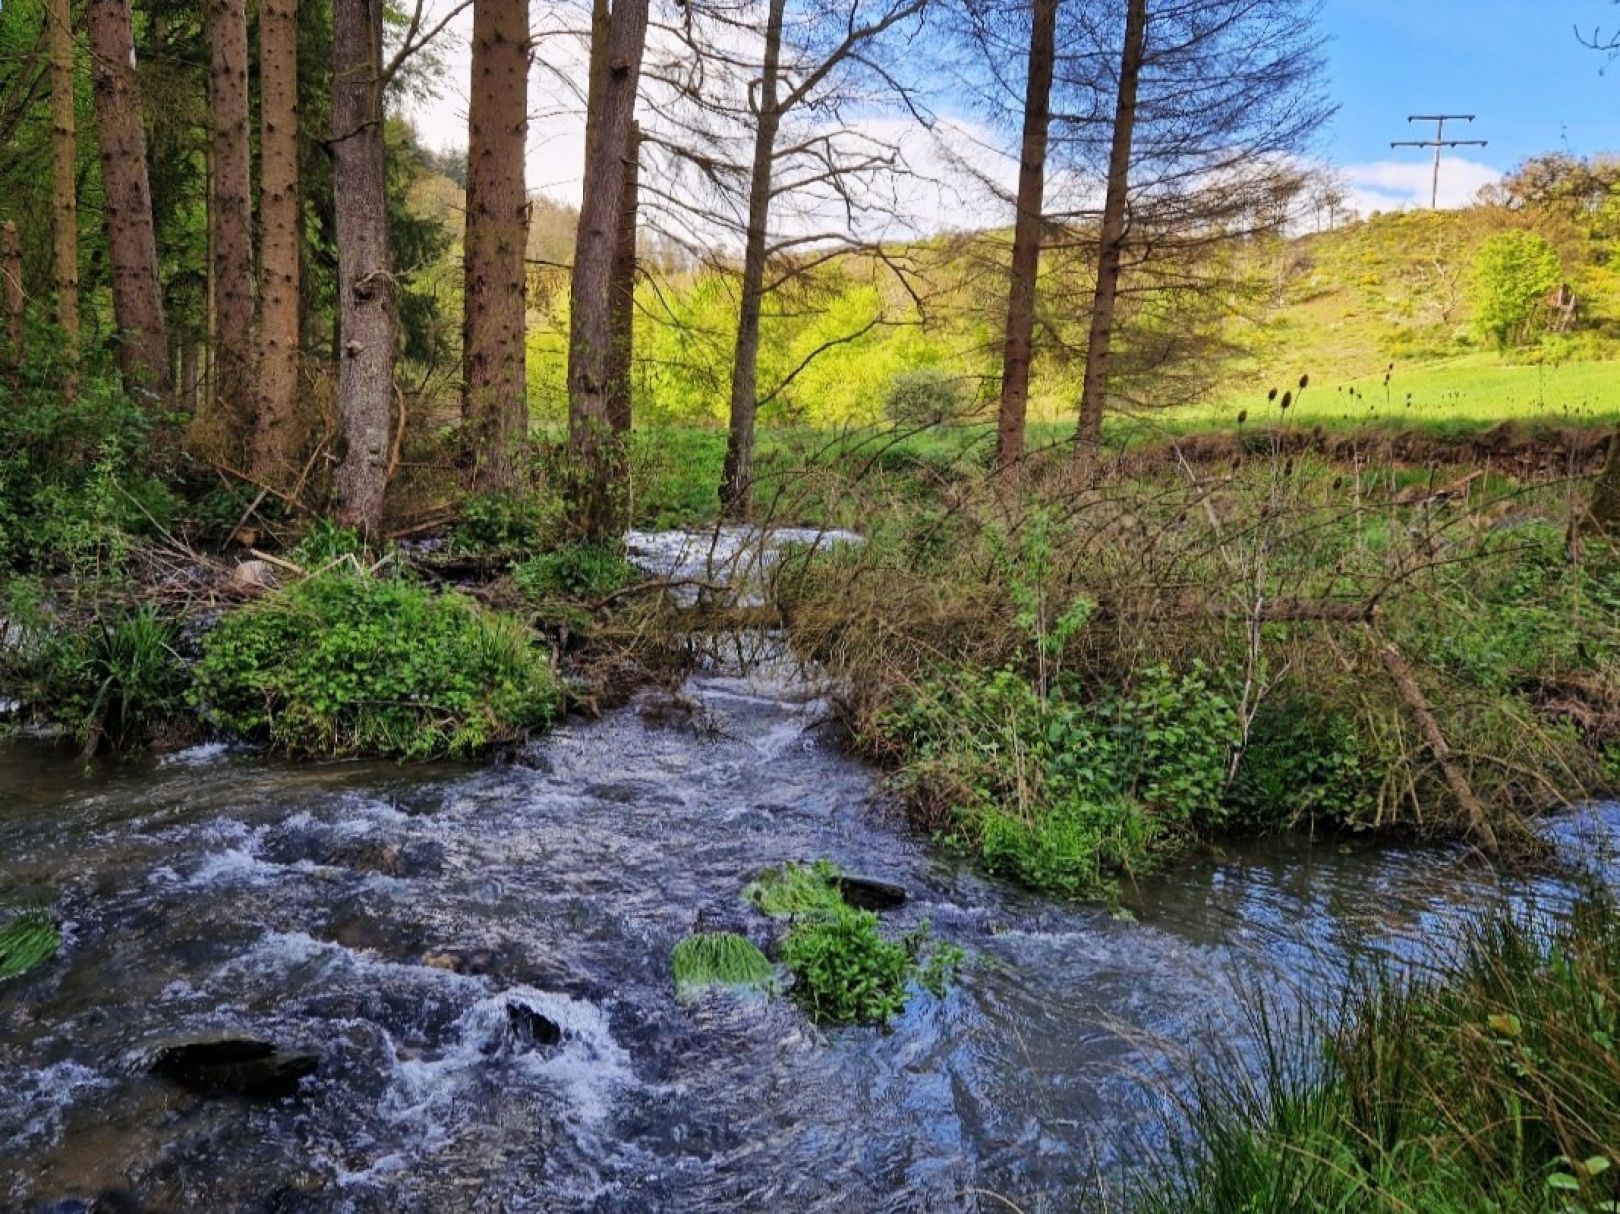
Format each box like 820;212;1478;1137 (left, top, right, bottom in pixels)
745;860;847;918
671;932;776;1000
0;910;61;980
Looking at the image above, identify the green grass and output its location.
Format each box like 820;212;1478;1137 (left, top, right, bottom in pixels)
1136;896;1620;1214
745;860;849;918
671;932;776;1000
0;910;60;980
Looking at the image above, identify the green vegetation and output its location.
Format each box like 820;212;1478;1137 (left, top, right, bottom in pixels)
780;443;1619;897
671;932;776;1000
0;909;61;981
1472;230;1566;350
191;571;561;759
748;861;961;1026
746;859;850;918
1138;896;1620;1214
512;542;639;602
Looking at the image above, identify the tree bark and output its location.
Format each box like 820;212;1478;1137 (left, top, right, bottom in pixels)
46;0;79;349
566;0;649;542
252;0;302;482
462;0;530;491
719;0;786;521
995;0;1058;474
208;0;255;439
605;121;640;436
87;0;172;401
331;0;395;534
1074;0;1146;473
2;221;22;366
1590;427;1620;534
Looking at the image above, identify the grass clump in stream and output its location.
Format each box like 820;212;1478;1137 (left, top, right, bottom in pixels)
748;861;962;1027
1137;895;1620;1213
192;570;562;759
0;910;61;980
671;932;776;1000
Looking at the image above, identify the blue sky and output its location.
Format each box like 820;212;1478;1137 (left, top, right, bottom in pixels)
1321;1;1620;208
411;0;1620;215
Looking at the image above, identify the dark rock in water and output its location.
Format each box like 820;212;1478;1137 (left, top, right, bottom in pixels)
834;874;908;912
148;1037;319;1099
480;1002;562;1056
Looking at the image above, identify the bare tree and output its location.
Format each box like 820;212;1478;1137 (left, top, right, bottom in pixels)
567;0;651;541
1074;0;1143;471
995;0;1059;471
462;0;530;491
252;0;302;482
208;0;256;438
45;0;78;351
87;0;172;400
703;0;929;518
1063;0;1327;467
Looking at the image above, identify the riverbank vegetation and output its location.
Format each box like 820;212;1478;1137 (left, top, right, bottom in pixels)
1135;894;1620;1213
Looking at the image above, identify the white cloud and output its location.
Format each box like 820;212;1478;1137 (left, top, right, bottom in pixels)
1339;155;1503;215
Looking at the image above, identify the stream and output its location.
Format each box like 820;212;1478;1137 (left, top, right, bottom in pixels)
2;531;1618;1213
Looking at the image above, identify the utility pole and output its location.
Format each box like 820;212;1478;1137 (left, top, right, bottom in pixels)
1392;115;1488;210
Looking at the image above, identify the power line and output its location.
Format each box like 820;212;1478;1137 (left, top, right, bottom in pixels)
1391;114;1488;210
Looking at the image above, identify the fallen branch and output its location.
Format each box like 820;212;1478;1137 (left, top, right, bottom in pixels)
1376;635;1499;853
589;577;731;612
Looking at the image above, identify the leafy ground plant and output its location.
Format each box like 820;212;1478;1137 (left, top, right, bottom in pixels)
749;861;962;1026
192;571;562;759
512;542;640;602
0;910;61;980
671;932;776;1000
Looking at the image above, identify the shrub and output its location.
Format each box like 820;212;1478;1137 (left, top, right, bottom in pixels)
1471;230;1563;350
0;334;173;576
512;542;639;602
1225;697;1379;830
671;932;776;1000
883;368;972;426
882;663;1240;896
454;491;553;555
192;572;561;758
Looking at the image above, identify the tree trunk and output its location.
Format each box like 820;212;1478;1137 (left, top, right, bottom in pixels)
2;221;22;366
605;121;640;436
566;0;649;542
462;0;530;491
207;0;255;444
46;0;79;348
995;0;1058;474
87;0;172;401
1590;428;1620;534
719;0;786;521
252;0;302;482
1074;0;1146;473
331;0;395;534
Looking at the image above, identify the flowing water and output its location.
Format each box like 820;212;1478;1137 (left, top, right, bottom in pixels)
2;532;1618;1213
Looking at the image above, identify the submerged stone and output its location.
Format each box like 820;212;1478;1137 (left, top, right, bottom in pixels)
147;1036;319;1099
833;874;908;912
